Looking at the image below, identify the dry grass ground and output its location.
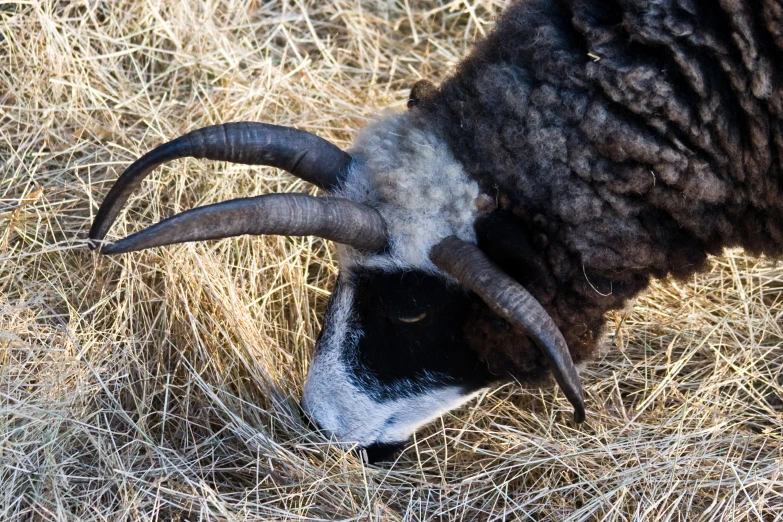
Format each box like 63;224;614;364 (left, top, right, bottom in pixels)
1;1;782;520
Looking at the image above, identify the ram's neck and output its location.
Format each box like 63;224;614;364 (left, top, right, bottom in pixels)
418;0;783;362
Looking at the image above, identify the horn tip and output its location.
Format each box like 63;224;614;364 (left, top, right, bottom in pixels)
100;242;126;255
573;403;586;424
87;229;105;251
88;220;110;249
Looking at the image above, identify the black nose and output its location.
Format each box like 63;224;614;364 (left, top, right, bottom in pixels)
361;441;405;464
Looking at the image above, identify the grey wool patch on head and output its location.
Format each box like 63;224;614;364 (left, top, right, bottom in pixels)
336;112;481;271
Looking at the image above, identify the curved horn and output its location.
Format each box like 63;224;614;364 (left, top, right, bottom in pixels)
89;122;352;246
100;193;388;255
430;236;585;423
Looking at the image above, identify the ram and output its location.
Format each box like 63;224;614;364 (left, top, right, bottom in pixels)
89;0;783;462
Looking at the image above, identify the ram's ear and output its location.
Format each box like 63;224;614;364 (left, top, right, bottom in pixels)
474;210;545;285
407;79;438;109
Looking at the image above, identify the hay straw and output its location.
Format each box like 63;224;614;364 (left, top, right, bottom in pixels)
1;1;781;520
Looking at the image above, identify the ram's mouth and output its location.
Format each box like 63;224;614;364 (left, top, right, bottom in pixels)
361;441;406;464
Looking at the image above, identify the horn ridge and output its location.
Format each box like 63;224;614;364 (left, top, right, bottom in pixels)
430;236;586;423
88;122;351;247
100;193;388;255
181;123;352;187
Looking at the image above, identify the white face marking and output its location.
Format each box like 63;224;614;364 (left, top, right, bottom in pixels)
301;282;484;448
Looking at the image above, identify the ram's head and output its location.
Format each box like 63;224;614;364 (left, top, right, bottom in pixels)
89;117;584;463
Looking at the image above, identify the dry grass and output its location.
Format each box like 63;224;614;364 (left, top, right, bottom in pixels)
1;1;782;520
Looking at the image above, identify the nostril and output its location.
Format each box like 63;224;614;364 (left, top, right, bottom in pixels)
360;441;405;464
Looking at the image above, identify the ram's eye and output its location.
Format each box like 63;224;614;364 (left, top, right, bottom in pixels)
398;311;427;323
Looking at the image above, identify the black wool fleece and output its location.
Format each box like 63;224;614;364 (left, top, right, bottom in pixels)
412;0;783;376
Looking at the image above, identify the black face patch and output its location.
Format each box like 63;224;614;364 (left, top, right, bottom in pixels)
345;269;495;401
361;441;406;464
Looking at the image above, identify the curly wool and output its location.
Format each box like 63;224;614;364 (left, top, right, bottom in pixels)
338;112;480;272
417;0;783;375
